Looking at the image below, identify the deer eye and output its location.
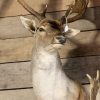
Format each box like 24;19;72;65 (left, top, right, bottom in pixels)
39;28;45;32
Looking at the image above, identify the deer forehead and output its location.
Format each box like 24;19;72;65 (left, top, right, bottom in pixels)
39;19;62;36
40;19;61;30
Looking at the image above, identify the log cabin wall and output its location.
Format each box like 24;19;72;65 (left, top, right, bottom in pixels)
0;0;100;99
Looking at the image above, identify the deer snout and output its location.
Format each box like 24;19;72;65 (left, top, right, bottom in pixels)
56;36;66;44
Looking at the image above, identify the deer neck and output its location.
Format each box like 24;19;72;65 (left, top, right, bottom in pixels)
33;34;56;54
31;34;62;70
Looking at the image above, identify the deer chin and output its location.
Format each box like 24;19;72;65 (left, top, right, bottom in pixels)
52;43;63;49
44;43;63;52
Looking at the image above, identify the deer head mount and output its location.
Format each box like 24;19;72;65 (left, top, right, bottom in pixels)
18;0;88;49
18;1;100;100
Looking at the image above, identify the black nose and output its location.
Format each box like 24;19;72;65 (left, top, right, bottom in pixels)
56;36;66;44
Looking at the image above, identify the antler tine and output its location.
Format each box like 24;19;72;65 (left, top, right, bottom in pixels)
17;0;44;20
68;0;89;23
41;4;48;17
61;0;89;23
86;70;100;100
65;5;73;17
60;5;72;25
96;70;99;80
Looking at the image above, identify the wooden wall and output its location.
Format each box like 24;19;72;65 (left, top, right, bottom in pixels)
0;0;100;99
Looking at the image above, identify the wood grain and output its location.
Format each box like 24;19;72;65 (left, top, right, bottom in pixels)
0;56;100;89
0;88;35;100
88;0;100;7
0;6;100;39
0;30;100;63
0;37;34;63
0;0;99;17
0;61;32;89
0;87;99;100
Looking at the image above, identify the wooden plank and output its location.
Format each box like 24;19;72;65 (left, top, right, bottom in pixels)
88;0;100;7
0;0;99;17
0;6;100;39
0;15;33;39
0;56;100;89
0;89;35;100
0;0;73;17
0;86;99;100
0;37;34;63
0;61;32;89
0;31;100;63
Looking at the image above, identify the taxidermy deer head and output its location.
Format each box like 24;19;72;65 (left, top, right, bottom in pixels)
18;1;99;100
17;0;89;49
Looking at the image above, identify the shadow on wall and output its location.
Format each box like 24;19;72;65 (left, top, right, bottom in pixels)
62;5;100;83
0;0;13;17
62;36;100;83
41;0;100;84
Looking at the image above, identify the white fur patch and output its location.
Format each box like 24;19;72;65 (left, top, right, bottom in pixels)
64;24;69;32
31;48;81;100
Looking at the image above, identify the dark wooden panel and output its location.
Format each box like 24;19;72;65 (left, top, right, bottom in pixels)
0;31;100;63
88;0;100;7
0;0;99;17
0;7;100;39
0;56;100;90
62;57;100;83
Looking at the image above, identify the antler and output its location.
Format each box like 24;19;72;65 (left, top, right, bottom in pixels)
41;4;48;18
18;0;88;23
60;0;89;24
17;0;47;20
87;70;100;100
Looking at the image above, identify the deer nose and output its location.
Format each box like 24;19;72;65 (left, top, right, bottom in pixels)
56;36;66;44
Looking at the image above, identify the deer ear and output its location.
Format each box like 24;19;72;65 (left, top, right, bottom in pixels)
20;16;36;33
63;24;80;38
66;28;80;37
64;28;80;38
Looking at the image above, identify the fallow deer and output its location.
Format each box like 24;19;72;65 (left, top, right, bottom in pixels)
18;0;99;100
